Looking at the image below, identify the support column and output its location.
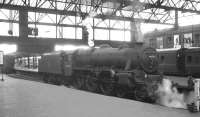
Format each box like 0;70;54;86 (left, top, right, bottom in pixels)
180;33;184;48
174;10;179;29
130;21;143;43
19;9;28;39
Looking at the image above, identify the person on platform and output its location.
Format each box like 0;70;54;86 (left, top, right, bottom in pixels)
188;75;194;90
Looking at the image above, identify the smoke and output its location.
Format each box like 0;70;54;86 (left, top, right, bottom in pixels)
156;78;188;109
126;0;144;12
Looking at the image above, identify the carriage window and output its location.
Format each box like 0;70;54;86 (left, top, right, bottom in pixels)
160;56;164;63
187;56;192;64
150;38;156;48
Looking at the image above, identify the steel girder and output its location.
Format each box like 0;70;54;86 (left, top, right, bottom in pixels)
0;0;200;25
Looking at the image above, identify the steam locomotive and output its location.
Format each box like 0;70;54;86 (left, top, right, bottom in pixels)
157;47;200;77
14;45;162;102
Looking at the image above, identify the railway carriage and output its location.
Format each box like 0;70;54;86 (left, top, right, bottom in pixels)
157;47;200;77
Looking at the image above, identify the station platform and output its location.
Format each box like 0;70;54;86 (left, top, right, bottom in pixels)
0;75;199;117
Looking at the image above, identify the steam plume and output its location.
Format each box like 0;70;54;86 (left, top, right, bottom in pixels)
156;79;187;109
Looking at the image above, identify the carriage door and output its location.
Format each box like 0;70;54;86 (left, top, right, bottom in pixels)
176;48;186;74
62;54;72;76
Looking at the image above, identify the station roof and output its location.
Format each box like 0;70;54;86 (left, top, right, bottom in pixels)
1;0;200;25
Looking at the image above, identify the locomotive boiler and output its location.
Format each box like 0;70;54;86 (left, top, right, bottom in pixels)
73;46;158;74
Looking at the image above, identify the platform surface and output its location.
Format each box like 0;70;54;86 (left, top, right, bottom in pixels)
0;75;199;117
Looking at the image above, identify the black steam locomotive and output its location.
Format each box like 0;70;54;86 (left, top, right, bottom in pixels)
157;47;200;77
14;45;162;101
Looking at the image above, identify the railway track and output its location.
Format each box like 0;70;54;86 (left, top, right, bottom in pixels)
8;73;43;83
